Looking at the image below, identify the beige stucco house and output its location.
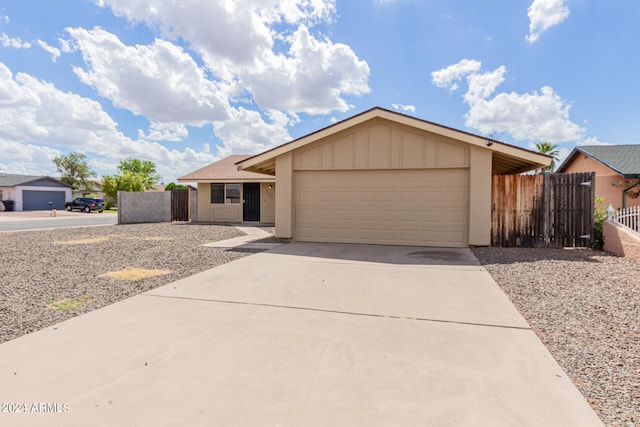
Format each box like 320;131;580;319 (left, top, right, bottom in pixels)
178;155;276;223
557;145;640;209
239;107;550;247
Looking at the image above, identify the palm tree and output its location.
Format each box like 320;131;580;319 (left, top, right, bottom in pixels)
535;141;560;172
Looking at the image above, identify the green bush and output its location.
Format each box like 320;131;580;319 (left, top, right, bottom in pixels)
591;196;608;250
165;182;186;191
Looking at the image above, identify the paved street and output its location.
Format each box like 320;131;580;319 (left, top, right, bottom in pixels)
0;211;117;232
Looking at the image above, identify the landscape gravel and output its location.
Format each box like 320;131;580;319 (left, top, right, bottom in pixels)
472;247;639;427
0;222;252;344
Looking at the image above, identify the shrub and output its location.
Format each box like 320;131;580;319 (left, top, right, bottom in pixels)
592;196;608;250
165;182;186;191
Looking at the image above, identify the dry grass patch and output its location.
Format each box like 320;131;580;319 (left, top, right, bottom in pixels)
100;267;172;282
48;296;89;311
54;237;111;245
54;234;173;245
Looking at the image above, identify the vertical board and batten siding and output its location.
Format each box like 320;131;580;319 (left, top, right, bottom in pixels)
491;172;595;248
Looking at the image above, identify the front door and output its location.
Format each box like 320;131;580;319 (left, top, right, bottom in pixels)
243;183;260;221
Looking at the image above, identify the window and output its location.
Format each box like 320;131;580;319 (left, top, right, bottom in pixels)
211;184;224;204
211;183;241;204
225;184;241;204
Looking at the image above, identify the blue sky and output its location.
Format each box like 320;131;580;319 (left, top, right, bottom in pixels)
0;0;638;182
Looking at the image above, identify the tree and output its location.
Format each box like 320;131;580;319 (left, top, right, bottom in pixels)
52;152;97;189
165;182;186;191
101;158;160;199
535;141;560;172
117;158;161;190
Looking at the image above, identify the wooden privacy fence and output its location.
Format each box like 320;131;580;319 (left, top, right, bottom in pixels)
491;172;595;248
171;188;190;222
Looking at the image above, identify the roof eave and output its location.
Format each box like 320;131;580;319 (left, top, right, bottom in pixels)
557;146;639;177
239;107;551;174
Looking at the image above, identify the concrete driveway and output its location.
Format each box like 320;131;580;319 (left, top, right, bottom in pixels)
0;242;602;426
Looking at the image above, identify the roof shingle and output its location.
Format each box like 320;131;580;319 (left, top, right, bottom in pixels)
558;145;640;177
178;155;275;181
0;174;72;188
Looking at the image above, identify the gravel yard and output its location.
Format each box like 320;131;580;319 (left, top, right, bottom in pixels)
472;247;639;427
0;223;253;344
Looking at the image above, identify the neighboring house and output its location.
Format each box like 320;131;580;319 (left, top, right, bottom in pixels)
178;155;275;223
0;174;73;211
147;183;167;192
239;107;550;248
557;145;640;209
71;180;104;199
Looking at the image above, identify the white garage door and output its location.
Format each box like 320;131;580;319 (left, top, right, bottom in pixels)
295;169;469;247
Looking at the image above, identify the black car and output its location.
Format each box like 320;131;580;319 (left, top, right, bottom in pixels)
65;197;105;213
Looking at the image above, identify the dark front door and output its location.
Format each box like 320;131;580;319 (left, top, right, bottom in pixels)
243;183;260;221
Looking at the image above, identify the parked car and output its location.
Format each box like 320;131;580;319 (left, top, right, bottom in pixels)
65;198;105;213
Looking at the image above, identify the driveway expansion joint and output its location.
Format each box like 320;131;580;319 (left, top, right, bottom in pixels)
143;293;533;331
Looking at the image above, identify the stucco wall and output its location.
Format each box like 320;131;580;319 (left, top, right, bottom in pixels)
469;146;492;246
260;182;276;224
603;220;640;260
194;182;275;223
562;153;640;209
275;153;294;238
118;191;171;224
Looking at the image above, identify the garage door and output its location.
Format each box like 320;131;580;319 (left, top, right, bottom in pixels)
295;169;469;247
22;190;66;211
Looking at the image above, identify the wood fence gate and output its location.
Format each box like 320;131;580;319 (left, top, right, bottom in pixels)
171;188;190;222
491;172;595;247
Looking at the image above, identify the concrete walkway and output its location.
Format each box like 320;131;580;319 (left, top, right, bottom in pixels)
0;243;602;426
201;225;282;250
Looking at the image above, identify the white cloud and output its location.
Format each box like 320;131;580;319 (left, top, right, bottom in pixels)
66;27;231;125
36;40;61;62
0;138;62;176
464;66;506;104
1;32;30;49
430;59;481;91
94;0;369;114
138;123;189;142
0;62;117;145
466;87;583;142
58;38;73;53
392;103;416;113
526;0;569;44
212;108;294;157
431;59;584;143
577;136;610;146
246;24;370;114
0;62;218;181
